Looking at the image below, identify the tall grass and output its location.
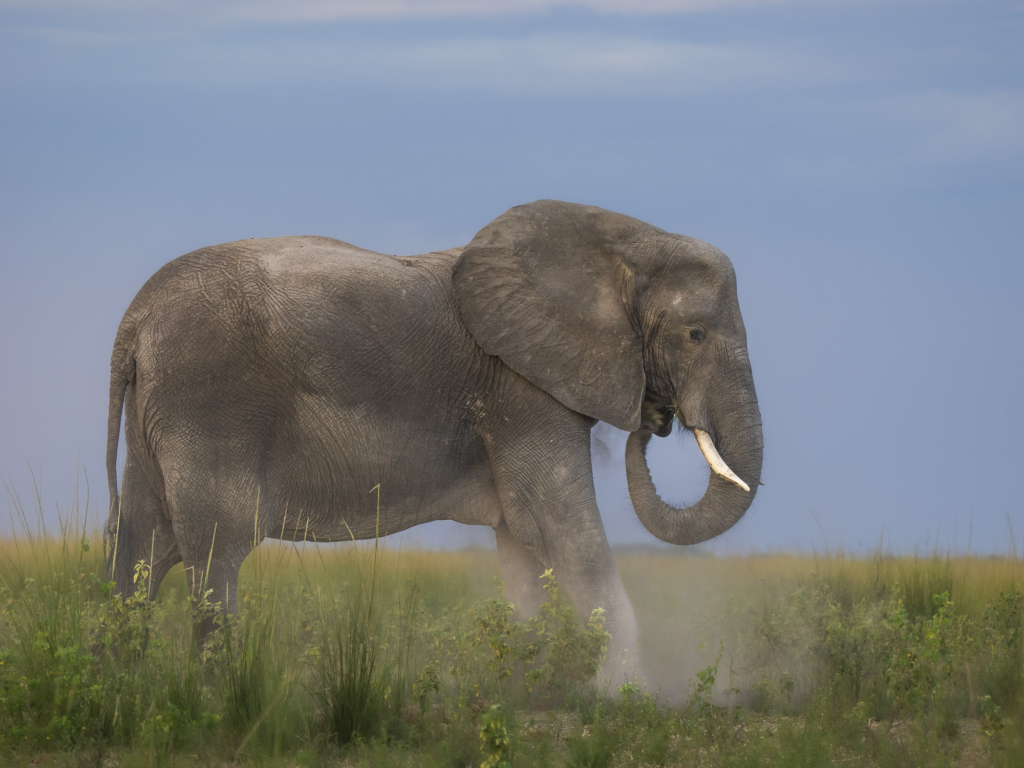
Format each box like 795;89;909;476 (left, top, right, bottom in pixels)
304;487;413;748
1;482;1021;766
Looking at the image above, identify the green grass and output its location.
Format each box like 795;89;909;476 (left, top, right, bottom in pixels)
0;490;1021;766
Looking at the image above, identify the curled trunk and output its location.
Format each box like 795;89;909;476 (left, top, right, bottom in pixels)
625;405;763;546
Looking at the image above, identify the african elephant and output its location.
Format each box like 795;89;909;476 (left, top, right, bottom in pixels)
104;200;763;680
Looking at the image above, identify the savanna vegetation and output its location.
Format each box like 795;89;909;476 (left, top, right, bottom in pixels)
1;488;1021;767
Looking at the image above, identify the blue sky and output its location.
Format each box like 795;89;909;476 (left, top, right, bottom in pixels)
1;0;1022;553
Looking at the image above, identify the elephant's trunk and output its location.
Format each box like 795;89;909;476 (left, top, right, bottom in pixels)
625;396;763;546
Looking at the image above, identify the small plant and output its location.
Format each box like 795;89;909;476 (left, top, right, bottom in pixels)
413;659;441;713
479;703;511;768
429;569;610;707
525;570;610;696
980;586;1022;712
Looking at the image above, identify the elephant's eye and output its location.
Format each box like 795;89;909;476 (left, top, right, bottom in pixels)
689;328;706;343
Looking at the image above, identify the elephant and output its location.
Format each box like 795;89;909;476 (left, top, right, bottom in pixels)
104;199;763;680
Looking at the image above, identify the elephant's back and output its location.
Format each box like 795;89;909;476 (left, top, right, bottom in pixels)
120;234;479;416
252;235;460;321
119;235;462;355
254;235;415;287
252;239;480;402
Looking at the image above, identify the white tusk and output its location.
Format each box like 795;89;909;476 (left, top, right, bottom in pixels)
695;429;751;493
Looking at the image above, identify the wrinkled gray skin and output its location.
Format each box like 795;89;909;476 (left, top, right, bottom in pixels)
105;200;763;681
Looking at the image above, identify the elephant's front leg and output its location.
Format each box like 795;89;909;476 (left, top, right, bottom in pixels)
494;519;551;620
487;416;644;687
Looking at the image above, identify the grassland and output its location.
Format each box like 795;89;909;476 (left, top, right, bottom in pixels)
0;496;1021;766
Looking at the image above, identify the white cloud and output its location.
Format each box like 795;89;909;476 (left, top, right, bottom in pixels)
89;33;848;93
226;0;882;22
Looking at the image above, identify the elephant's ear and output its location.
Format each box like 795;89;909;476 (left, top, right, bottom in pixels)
453;200;651;432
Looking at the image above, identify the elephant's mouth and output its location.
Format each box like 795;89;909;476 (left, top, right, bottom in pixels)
641;398;751;493
639;399;674;437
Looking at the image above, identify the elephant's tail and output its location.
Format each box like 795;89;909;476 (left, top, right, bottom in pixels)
106;344;133;528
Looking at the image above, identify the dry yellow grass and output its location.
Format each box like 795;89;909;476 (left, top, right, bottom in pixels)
4;523;1019;707
617;550;1023;700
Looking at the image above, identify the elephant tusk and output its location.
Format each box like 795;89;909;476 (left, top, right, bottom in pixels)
694;429;751;493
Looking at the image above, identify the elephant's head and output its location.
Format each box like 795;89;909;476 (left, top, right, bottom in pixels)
452;200;762;545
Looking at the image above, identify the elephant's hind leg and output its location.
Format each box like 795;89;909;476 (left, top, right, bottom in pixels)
107;455;181;600
165;472;267;636
173;520;249;621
